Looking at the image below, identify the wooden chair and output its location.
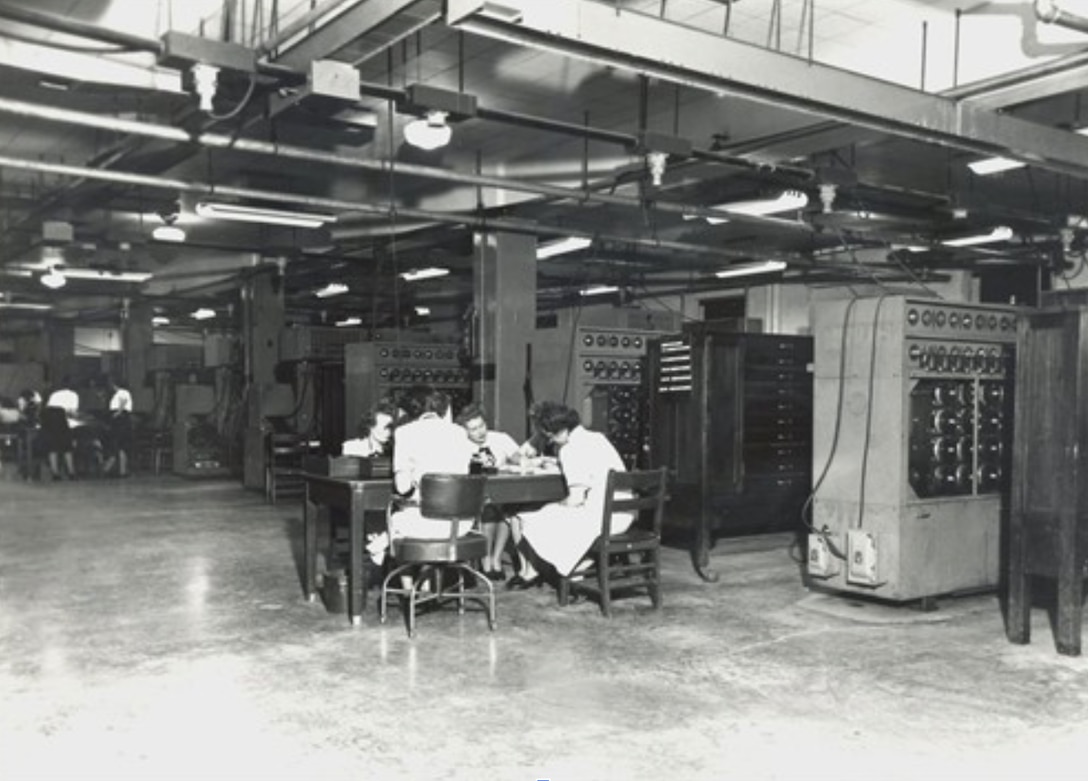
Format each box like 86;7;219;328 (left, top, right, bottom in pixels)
379;473;495;637
558;468;667;617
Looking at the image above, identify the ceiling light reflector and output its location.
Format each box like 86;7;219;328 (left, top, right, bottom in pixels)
537;236;591;259
40;268;66;289
720;190;809;217
941;226;1014;247
195;201;336;228
714;260;788;279
404;110;452;151
314;282;348;298
152;224;186;242
400;267;449;282
967;157;1025;176
579;284;620;297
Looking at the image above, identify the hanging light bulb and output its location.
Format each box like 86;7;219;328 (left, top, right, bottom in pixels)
40;261;66;289
404;110;452;150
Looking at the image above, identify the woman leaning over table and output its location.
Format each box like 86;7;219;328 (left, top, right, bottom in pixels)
507;401;632;589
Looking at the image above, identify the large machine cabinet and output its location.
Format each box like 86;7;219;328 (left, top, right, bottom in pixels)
809;296;1017;603
344;342;471;430
648;326;813;579
1007;304;1088;655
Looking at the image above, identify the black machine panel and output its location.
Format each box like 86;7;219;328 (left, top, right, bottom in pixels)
648;325;814;571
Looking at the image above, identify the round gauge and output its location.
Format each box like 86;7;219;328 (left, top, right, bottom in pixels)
907;308;920;325
597;335;608;346
584;334;595;346
935;311;947;327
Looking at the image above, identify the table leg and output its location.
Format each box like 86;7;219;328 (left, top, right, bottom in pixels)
303;483;317;601
1006;520;1031;645
348;495;366;625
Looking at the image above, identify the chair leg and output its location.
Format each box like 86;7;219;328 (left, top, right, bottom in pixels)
599;554;612;618
650;548;662;609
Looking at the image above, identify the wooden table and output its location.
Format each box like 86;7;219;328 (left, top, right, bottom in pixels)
302;471;567;625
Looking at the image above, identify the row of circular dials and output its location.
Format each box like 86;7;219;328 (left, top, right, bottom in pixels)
908;343;1009;373
906;307;1016;333
378;367;470;384
581;333;645;351
377;346;459;361
582;358;643;381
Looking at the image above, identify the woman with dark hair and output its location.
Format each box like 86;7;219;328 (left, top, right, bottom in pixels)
507;401;632;589
342;400;398;458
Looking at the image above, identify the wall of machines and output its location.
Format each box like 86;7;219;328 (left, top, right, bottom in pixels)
344;342;472;434
809;295;1017;602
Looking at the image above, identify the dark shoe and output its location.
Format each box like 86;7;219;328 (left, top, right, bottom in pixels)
509;575;543;591
486;569;506;582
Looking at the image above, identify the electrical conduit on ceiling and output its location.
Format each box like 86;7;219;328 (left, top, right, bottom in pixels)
0;96;816;238
0;152;816;268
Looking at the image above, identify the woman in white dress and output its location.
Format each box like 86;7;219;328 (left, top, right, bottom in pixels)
508;402;632;588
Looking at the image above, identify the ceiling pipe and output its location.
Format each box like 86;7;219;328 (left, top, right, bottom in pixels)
0;2;164;54
0;96;815;236
1035;0;1088;35
0;152;810;266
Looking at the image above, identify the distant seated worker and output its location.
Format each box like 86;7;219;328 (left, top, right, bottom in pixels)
508;401;631;589
17;389;42;427
46;377;79;419
455;402;521;580
342;401;397;458
389;387;476;540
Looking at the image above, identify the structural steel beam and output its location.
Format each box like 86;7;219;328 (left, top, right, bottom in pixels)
447;0;1088;179
272;0;439;70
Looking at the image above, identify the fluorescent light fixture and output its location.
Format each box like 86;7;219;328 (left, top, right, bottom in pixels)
967;157;1024;176
941;226;1014;247
151;315;170;326
152;224;186;242
336;316;362;327
314;282;348;298
721;190;809;217
579;284;620;297
715;260;788;279
537;236;591;259
414;306;431;316
400;266;449;282
63;269;153;283
404;110;452;151
191;308;216;320
0;302;52;310
195;201;336;228
40;268;66;289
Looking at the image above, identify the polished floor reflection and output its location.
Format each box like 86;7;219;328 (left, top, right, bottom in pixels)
1;475;1085;780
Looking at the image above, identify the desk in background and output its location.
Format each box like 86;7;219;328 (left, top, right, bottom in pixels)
302;469;566;625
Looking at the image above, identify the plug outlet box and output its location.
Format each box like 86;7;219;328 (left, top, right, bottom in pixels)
807;534;837;578
846;530;879;586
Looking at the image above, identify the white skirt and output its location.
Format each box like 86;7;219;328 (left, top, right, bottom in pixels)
519;502;633;576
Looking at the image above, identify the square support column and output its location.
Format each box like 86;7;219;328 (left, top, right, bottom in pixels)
472;232;536;438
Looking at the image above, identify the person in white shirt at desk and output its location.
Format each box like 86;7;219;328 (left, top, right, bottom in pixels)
43;377;79;479
342;401;397;459
389;387;475;540
455;402;521;581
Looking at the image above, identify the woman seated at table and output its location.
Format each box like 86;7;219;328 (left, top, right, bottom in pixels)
455;402;522;581
342;400;397;459
389;387;476;540
507;401;632;589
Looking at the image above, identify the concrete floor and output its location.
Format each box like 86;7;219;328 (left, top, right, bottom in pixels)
1;474;1086;781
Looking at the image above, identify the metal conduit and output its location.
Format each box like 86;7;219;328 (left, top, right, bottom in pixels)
1036;0;1088;35
0;153;807;265
0;2;816;183
0;2;164;53
0;96;814;235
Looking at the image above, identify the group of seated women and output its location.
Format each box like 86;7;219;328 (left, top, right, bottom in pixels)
343;384;631;593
